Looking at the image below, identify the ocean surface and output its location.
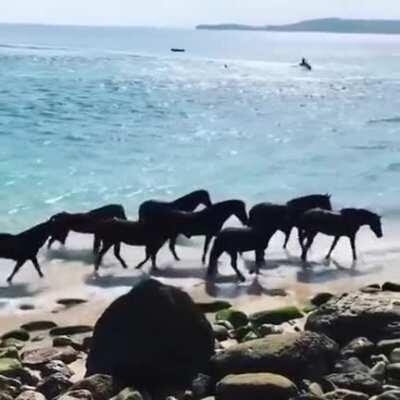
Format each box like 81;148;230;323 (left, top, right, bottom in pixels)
1;24;400;232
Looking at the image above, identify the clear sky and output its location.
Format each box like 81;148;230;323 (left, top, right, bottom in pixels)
1;0;399;27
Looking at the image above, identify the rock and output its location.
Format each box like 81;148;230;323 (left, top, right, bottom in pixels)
41;360;74;378
212;331;338;381
57;390;94;400
0;374;21;398
1;338;25;350
308;382;324;397
324;389;369;400
70;374;115;400
373;391;400;400
249;306;303;327
22;346;79;367
53;336;83;350
257;324;284;337
334;357;370;374
387;364;400;381
19;304;35;311
19;368;40;386
86;279;214;387
371;361;386;381
0;346;20;360
391;349;400;363
306;291;400;343
383;283;400;292
21;321;58;332
15;391;46;400
196;301;232;314
241;331;258;342
212;325;229;341
231;325;252;342
191;373;212;399
214;320;234;331
37;372;72;399
110;388;143;400
341;337;376;359
324;372;382;395
0;358;24;378
383;386;400;392
311;293;335;307
2;329;29;342
57;298;88;307
215;372;298;400
215;309;248;329
379;340;400;355
50;326;93;336
372;354;390;365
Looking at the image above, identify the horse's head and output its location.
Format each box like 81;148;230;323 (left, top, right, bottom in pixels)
322;193;333;211
232;200;248;226
49;212;71;243
369;213;383;238
198;190;212;208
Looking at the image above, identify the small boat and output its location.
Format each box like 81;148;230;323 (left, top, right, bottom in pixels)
171;48;186;53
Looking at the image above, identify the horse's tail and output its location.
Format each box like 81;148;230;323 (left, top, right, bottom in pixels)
207;236;224;276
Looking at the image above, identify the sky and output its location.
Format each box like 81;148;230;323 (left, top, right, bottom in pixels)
0;0;400;27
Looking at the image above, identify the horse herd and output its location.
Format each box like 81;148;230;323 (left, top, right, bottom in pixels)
0;190;383;283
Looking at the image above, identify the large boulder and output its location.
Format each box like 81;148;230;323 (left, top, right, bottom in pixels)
212;331;338;381
22;347;79;367
70;375;115;400
86;279;214;387
215;373;298;400
324;372;383;395
306;291;400;344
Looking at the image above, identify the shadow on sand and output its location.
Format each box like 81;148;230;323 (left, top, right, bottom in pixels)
84;271;145;289
45;247;95;266
0;283;44;299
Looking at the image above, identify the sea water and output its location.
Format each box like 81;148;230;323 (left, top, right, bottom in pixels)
0;24;400;232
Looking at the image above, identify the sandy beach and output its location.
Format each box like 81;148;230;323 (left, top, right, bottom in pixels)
0;216;398;335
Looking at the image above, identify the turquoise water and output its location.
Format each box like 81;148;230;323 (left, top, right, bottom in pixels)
1;24;400;232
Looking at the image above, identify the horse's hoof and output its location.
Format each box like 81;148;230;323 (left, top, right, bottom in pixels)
238;276;246;282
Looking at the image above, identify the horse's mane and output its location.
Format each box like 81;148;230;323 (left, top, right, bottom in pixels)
18;220;51;238
341;208;380;219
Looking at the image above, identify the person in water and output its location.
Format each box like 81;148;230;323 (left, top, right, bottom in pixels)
300;58;312;71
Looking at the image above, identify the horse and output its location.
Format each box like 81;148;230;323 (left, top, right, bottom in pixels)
207;226;274;281
92;219;171;272
152;199;248;263
0;219;55;283
48;204;127;253
139;189;212;220
299;208;383;262
248;194;332;250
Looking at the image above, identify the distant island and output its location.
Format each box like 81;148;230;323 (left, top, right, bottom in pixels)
196;18;400;35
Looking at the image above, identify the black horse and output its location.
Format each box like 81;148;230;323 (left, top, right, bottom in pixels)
49;204;127;253
139;189;212;219
155;200;248;263
0;219;55;283
93;219;171;272
248;194;332;250
207;226;273;281
299;208;383;262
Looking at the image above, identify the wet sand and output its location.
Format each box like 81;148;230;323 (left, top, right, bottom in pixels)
0;218;399;334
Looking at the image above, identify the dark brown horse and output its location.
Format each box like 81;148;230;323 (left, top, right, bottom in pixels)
299;208;383;262
49;204;127;253
93;219;171;272
151;200;248;263
0;219;55;283
207;226;273;281
248;194;332;250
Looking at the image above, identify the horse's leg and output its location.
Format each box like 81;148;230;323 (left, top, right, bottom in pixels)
7;260;25;284
113;243;129;269
31;257;44;278
254;248;265;275
349;235;357;261
326;236;340;259
94;241;112;272
283;227;292;249
150;241;164;271
47;236;56;250
201;235;212;264
229;252;245;282
169;235;180;261
135;247;151;270
93;235;101;255
301;233;316;262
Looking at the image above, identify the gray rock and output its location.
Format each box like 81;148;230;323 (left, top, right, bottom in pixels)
306;291;400;343
324;389;369;400
391;349;400;363
1;330;29;342
57;390;94;400
37;373;73;399
41;360;74;378
373;390;400;400
212;331;338;381
216;372;297;400
15;391;46;400
1;338;25;350
379;340;400;355
341;337;376;359
70;374;115;400
324;372;382;395
53;336;84;351
311;292;335;307
212;325;229;341
22;346;79;367
387;364;400;381
372;354;390;365
20;321;58;332
110;387;143;400
257;324;284;337
334;357;370;374
0;373;21;398
371;361;386;381
191;373;212;399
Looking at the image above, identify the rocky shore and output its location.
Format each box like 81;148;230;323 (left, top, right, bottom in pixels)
2;279;400;399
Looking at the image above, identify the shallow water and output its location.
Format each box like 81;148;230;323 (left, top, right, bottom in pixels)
0;25;400;231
